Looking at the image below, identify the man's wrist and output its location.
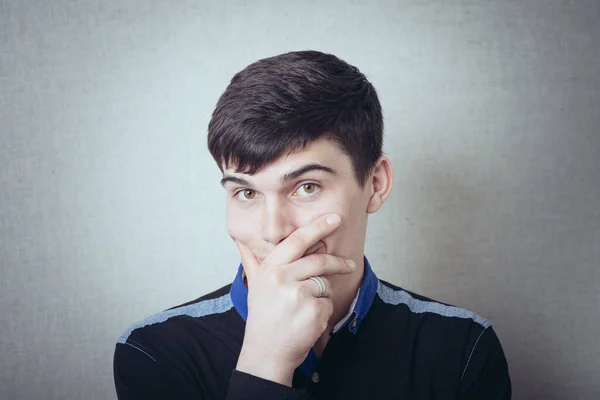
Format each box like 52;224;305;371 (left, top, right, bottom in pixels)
236;350;295;387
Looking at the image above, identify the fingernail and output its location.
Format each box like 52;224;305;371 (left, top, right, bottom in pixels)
326;214;341;225
346;259;356;268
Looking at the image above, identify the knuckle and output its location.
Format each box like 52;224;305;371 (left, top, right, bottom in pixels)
268;270;286;286
288;287;301;304
309;300;321;316
325;302;334;317
289;236;308;250
314;254;327;267
296;283;309;298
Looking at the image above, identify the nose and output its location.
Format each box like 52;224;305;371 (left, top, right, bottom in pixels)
260;199;296;245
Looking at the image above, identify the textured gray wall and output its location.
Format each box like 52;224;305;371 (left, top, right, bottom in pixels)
1;1;598;399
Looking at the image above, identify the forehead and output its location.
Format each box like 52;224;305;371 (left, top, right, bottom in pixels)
223;138;350;183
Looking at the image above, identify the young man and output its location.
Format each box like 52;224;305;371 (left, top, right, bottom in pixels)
113;50;511;399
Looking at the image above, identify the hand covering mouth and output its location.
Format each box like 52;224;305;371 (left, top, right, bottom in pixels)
255;241;326;264
302;240;326;258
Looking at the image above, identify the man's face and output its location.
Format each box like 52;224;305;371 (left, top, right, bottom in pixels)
221;138;372;265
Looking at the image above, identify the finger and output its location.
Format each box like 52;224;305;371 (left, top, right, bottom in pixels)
304;276;331;298
263;213;342;267
234;239;260;282
310;297;335;335
291;254;356;281
316;297;335;323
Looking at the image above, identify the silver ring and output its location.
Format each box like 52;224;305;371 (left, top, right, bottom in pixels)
309;276;326;298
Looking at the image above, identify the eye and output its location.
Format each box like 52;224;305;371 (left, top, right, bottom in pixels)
234;189;256;201
233;183;320;202
296;183;320;197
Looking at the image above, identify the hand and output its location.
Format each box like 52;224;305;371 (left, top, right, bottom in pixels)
234;213;356;386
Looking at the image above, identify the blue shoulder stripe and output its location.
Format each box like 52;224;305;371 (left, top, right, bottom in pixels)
376;281;490;328
117;293;234;343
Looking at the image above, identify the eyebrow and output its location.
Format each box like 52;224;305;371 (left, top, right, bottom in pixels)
220;163;338;188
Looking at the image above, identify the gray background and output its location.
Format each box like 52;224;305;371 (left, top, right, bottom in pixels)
1;0;598;399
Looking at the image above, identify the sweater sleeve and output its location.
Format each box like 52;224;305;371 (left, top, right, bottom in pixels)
227;370;317;400
458;326;512;400
114;341;201;399
114;342;317;400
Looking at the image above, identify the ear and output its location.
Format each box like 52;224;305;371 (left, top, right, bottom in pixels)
366;156;394;214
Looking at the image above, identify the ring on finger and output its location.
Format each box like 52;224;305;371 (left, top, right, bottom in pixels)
308;276;327;298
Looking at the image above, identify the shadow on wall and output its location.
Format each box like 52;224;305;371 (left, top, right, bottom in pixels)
401;154;569;400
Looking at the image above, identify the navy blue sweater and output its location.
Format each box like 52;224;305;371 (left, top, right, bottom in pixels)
114;256;511;399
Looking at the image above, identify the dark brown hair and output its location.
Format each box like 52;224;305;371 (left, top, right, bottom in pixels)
207;50;383;188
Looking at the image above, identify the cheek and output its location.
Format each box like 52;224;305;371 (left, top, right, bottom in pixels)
330;198;356;225
226;208;255;242
226;223;244;241
300;191;356;224
302;195;358;248
338;191;370;245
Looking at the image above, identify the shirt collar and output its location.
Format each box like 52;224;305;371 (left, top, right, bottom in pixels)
229;254;379;335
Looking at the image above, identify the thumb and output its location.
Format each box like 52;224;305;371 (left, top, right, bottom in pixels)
234;239;259;283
